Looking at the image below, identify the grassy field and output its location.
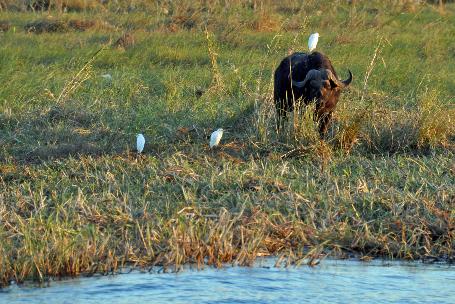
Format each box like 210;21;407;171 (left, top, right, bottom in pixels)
0;0;454;286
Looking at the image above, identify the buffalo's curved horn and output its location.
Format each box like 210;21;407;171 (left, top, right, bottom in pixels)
342;70;353;87
291;69;321;88
326;69;352;88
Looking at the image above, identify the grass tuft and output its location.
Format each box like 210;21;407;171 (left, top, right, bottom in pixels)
417;89;455;148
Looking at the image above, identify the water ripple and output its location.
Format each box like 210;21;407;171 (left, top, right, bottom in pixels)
1;260;454;304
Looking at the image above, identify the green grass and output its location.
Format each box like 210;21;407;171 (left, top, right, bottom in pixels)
0;0;454;286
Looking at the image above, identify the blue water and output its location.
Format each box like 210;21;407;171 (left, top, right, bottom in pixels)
1;259;454;303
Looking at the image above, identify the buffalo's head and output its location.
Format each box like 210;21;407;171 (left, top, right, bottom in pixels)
292;68;352;103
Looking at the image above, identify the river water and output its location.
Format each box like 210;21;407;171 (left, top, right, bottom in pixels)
1;259;454;303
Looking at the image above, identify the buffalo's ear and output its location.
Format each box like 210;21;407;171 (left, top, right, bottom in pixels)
328;78;338;89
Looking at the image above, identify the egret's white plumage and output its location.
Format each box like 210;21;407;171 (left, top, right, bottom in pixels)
136;134;145;153
308;33;319;52
209;128;224;148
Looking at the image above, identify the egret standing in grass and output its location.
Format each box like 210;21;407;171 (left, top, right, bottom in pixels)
308;33;319;52
209;128;224;148
136;134;145;153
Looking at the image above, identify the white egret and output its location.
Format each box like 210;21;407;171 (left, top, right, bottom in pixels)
209;128;224;148
308;33;319;52
136;134;145;153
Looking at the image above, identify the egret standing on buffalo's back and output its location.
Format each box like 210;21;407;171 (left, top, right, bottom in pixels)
308;33;319;52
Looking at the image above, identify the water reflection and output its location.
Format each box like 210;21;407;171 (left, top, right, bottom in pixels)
1;260;454;304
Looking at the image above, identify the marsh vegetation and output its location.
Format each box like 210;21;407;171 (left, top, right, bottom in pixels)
0;0;454;286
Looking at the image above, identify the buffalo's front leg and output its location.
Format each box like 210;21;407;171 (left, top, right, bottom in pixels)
317;111;333;138
275;100;288;132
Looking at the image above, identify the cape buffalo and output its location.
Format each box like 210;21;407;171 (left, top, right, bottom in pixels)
274;51;352;136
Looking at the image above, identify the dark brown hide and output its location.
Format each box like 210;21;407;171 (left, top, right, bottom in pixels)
273;52;352;136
